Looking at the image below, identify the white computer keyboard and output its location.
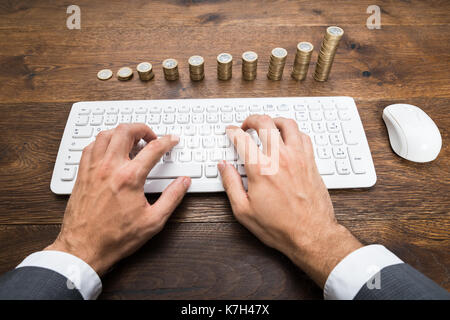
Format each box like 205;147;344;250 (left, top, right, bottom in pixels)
51;97;377;194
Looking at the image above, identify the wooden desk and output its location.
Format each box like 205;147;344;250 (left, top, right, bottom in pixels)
0;0;448;299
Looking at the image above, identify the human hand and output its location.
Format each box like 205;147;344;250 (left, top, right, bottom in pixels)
219;115;362;287
46;124;191;276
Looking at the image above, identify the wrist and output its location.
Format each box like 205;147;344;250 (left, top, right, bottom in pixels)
45;237;108;277
288;223;362;288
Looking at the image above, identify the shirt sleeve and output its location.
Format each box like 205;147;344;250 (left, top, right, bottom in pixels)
323;244;403;300
16;250;102;300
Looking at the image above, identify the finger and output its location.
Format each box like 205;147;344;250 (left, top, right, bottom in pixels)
91;129;113;162
148;176;191;224
273;117;303;148
300;132;315;162
78;141;94;176
131;134;180;180
241;115;283;156
218;160;250;215
226;125;263;176
106;124;157;159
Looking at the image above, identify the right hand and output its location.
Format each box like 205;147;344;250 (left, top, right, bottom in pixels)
219;115;362;287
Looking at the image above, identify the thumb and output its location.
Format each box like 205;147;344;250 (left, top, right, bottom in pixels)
149;176;191;225
218;160;250;215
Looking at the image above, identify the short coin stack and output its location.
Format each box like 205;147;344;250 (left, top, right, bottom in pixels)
267;47;287;81
162;58;179;81
136;62;154;81
241;51;258;80
314;26;344;82
291;42;314;81
217;53;233;80
188;55;205;81
117;67;133;81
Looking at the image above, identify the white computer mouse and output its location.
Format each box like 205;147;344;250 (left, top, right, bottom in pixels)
382;104;442;163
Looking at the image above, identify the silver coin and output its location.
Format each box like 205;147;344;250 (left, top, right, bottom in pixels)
189;55;204;66
97;69;113;80
163;59;177;68
243;51;258;62
137;62;152;72
298;42;313;52
272;48;287;58
117;67;132;78
328;26;344;36
217;53;232;63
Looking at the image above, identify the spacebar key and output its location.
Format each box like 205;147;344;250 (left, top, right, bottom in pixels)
147;163;202;179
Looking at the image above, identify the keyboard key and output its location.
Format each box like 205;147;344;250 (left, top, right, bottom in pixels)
335;159;351;175
209;149;223;161
317;147;331;159
205;164;218;178
184;125;196;136
321;100;335;110
235;113;248;123
309;111;323;121
221;105;233;112
187;137;200;148
152;125;166;136
264;104;275;111
314;134;328;146
192;114;204;124
203;136;216;148
294;104;306;111
338;110;351;121
329;133;344;145
119;114;132;123
121;106;133;114
348;147;366;174
316;160;335;175
295;112;308;121
193;150;207;162
324;110;337;121
75;116;89;126
217;136;231;148
78;107;91;115
206;114;219;123
165;106;176;113
277;104;289;111
312;122;326;133
133;114;147;124
235;105;247;112
166;125;182;136
92;107;105;115
61;166;77;181
163;151;175;162
73;127;93;138
178;150;192;162
332;147;347;159
135;106;147;114
341;122;359;145
199;124;211;136
221;113;233;123
65;152;82;165
177;114;189;124
147;114;161;124
179;106;190;113
207;105;218;113
90;115;103;126
326;121;340;133
250;105;261;112
148;163;202;179
298;122;310;133
214;124;226;135
308;102;321;110
106;106;119;114
162;114;175;124
149;106;161;113
69;139;91;151
105;115;118;125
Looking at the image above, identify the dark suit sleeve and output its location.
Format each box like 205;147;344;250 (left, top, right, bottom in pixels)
355;263;450;300
0;266;83;300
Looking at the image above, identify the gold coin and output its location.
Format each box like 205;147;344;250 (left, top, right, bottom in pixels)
136;62;154;81
97;69;113;81
117;67;133;81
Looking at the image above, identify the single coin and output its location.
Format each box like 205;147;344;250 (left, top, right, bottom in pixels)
137;62;152;72
189;55;204;66
117;67;133;80
97;69;113;81
271;48;288;59
327;26;344;37
242;51;258;62
217;53;232;64
163;59;178;69
297;42;314;52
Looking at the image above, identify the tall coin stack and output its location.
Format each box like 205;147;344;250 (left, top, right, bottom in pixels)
162;58;179;81
242;51;258;81
217;53;233;80
314;26;344;82
291;42;314;81
267;48;287;81
137;62;154;81
189;55;205;81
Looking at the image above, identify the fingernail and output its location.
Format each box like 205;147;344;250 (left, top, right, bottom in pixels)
182;176;191;188
217;160;226;173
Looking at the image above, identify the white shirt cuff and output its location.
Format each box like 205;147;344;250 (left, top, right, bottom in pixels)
16;251;102;300
323;244;403;300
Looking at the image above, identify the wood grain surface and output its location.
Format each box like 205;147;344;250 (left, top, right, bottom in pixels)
0;0;448;299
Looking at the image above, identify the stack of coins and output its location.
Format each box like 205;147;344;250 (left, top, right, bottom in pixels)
291;42;314;81
117;67;133;81
162;58;179;81
136;62;154;81
314;26;344;82
188;55;205;81
217;53;233;80
267;48;287;81
242;51;258;80
97;69;113;81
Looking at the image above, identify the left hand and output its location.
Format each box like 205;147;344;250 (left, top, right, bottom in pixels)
46;124;191;276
